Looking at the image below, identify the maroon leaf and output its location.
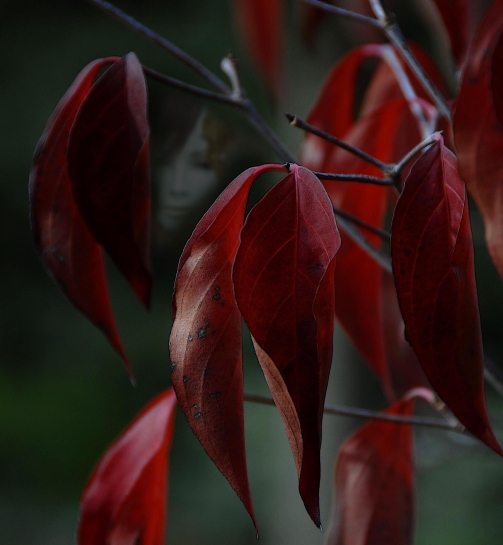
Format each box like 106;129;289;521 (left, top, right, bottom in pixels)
68;52;151;308
169;164;285;530
430;0;469;67
326;392;425;545
454;0;503;283
233;165;341;527
391;135;503;456
234;0;283;96
78;388;177;545
29;57;135;378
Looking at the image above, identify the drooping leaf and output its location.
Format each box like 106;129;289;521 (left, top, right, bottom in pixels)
234;0;283;96
430;0;469;67
454;0;503;283
169;164;285;530
391;135;503;456
78;388;177;545
29;57;135;378
233;165;341;527
326;394;420;545
68;52;152;309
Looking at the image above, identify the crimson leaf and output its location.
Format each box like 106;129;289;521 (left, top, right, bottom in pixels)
169;164;286;531
454;0;503;285
78;388;177;545
29;56;135;378
391;135;503;456
233;164;341;528
68;52;152;308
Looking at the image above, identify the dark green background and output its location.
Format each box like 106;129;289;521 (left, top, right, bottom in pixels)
1;0;502;543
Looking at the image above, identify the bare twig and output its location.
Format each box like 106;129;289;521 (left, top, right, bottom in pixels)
315;171;394;186
388;132;441;178
87;0;231;95
368;0;452;121
243;393;466;433
143;67;239;106
332;205;391;242
301;0;381;28
287;113;389;173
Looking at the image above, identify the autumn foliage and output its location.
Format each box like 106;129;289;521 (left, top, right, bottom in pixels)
29;0;503;543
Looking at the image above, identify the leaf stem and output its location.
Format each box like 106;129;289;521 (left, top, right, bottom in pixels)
243;393;466;433
301;0;382;28
367;0;452;121
87;0;231;95
286;113;389;173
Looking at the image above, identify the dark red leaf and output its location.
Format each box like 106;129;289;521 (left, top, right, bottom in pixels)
234;0;282;96
78;388;177;545
454;0;503;282
303;98;422;400
233;165;341;527
326;393;423;545
169;164;285;530
29;57;135;378
391;135;503;456
430;0;469;67
68;52;151;308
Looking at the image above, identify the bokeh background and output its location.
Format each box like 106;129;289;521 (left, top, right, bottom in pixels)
1;0;503;543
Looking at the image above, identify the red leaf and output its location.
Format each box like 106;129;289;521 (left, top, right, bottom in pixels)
234;0;282;96
78;388;177;545
68;52;152;308
454;0;503;282
326;395;419;545
302;44;385;172
29;57;135;378
430;0;469;67
391;135;503;456
169;164;285;530
304;98;422;399
233;165;341;527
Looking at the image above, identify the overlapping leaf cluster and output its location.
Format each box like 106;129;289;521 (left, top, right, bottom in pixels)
28;0;503;543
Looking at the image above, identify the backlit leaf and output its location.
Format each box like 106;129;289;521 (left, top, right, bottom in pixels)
68;52;152;308
391;136;503;456
78;388;177;545
234;0;283;96
454;0;503;283
233;165;341;527
169;164;285;530
326;394;421;545
29;57;134;378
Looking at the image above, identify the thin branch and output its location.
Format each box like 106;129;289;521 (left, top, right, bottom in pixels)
143;67;239;106
243;393;466;433
368;0;452;121
380;45;431;139
87;0;230;95
286;113;389;173
315;171;394;186
332;206;391;242
388;132;441;178
335;213;392;273
301;0;382;28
